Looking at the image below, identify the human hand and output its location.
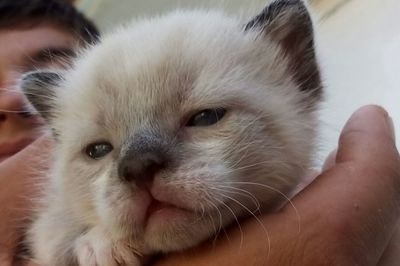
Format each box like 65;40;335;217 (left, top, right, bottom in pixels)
155;105;400;266
0;136;52;265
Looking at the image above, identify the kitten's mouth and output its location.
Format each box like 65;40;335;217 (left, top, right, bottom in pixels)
145;198;193;224
147;200;175;216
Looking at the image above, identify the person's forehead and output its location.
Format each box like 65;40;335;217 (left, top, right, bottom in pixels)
0;23;78;66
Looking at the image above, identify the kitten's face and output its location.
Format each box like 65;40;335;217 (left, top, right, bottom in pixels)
22;1;321;252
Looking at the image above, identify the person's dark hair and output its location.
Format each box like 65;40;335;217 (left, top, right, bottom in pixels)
0;0;100;45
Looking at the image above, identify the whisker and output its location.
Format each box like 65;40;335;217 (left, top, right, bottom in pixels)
0;88;57;100
203;198;224;245
224;181;301;234
219;192;271;261
211;186;261;213
213;197;244;251
221;159;283;175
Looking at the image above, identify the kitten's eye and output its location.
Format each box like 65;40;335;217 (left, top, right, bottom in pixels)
85;142;113;159
186;108;226;127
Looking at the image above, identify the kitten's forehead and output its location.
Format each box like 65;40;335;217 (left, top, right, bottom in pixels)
64;10;289;134
75;11;260;106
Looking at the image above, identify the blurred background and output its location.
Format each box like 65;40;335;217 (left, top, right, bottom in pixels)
75;0;400;162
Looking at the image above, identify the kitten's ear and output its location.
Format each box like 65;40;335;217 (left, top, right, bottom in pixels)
19;71;64;123
245;0;322;99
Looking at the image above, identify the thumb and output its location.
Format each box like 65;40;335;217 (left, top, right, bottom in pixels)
291;105;400;265
337;105;397;164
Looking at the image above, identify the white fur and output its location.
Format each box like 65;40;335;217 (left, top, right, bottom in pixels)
28;7;319;266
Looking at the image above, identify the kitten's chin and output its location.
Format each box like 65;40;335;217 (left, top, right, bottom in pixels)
143;214;215;252
104;190;205;249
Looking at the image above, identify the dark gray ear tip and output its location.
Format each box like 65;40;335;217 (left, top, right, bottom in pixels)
245;0;311;31
269;0;308;9
19;71;37;88
20;71;64;91
18;70;64;123
244;0;321;101
276;0;311;20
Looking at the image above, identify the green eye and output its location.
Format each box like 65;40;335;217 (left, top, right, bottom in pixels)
85;142;113;159
186;108;226;127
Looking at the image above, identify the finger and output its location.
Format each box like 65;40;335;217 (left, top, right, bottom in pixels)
21;260;40;266
378;220;400;265
337;105;397;164
322;149;337;171
291;169;320;195
0;254;12;266
1;135;52;172
292;105;400;265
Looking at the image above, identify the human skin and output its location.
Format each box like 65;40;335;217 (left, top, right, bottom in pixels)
11;105;399;265
0;136;51;265
0;24;77;163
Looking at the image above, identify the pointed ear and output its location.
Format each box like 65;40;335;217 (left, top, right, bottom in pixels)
19;71;64;123
245;0;322;100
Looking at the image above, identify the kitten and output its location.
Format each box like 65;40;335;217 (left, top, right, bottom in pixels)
21;0;322;265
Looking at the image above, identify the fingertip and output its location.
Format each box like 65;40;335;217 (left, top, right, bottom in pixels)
355;104;389;116
387;115;396;143
343;105;389;131
337;105;396;163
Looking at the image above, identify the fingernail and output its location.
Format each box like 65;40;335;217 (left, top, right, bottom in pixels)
370;105;395;142
387;116;396;143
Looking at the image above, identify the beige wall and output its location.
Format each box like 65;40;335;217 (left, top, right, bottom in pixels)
316;0;400;159
78;0;272;31
78;0;347;31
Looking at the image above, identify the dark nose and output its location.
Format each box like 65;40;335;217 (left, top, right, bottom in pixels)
118;152;166;184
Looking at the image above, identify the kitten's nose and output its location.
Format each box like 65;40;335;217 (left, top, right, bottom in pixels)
118;152;166;185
